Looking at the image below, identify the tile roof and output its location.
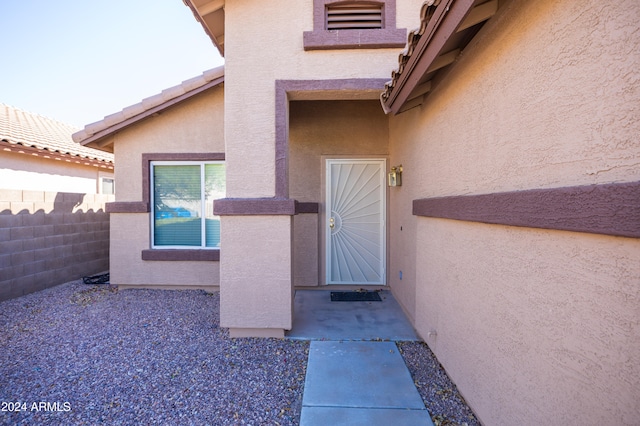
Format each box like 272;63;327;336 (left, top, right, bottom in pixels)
0;103;114;164
72;66;224;148
381;0;497;114
381;1;441;106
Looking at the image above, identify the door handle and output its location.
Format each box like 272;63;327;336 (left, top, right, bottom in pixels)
329;217;335;229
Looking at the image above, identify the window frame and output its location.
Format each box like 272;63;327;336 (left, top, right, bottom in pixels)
149;160;224;250
303;0;406;50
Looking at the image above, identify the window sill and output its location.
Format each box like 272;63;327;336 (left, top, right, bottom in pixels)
303;28;407;50
142;249;220;261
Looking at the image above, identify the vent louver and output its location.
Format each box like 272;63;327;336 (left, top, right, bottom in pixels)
326;3;383;30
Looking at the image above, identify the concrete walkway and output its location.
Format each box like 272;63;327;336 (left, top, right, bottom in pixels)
288;291;434;425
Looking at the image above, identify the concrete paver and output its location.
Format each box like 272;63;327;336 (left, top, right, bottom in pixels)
287;290;419;341
301;341;433;425
300;407;434;426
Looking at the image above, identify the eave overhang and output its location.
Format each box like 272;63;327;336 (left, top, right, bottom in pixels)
183;0;225;56
73;67;224;152
0;140;113;170
381;0;498;115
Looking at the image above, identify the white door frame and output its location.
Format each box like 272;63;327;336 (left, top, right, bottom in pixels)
325;158;386;285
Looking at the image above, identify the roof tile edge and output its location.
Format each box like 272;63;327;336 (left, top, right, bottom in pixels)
72;65;224;144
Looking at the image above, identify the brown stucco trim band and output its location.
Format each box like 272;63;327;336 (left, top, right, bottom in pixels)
212;199;318;215
106;202;149;213
214;198;297;216
141;153;225;205
303;29;407;50
141;249;220;261
413;181;640;238
275;79;389;198
296;202;319;214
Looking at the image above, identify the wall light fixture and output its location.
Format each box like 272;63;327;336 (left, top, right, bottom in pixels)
388;165;403;187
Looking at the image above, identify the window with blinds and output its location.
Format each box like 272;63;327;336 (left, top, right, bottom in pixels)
151;161;225;249
326;3;383;30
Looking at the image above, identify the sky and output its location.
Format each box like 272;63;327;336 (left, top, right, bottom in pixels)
0;0;224;128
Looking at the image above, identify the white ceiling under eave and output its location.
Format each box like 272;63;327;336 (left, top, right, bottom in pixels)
184;0;226;56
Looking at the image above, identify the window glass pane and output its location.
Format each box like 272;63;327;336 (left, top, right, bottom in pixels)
102;178;115;195
205;163;225;247
153;165;202;247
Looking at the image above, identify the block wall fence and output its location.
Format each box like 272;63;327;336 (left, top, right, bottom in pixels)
0;189;114;301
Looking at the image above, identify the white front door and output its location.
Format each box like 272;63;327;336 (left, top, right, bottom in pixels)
326;159;386;285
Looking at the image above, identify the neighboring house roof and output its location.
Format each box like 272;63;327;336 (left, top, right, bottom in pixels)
73;66;224;151
0;103;114;167
381;0;498;115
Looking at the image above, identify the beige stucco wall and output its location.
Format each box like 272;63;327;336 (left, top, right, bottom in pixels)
110;214;219;288
108;86;224;288
388;0;640;423
289;100;390;201
113;87;225;202
220;0;421;332
0;150;111;194
223;0;423;199
415;221;639;425
289;100;389;286
220;215;293;337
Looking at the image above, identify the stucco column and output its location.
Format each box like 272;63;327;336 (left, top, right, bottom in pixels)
218;214;294;338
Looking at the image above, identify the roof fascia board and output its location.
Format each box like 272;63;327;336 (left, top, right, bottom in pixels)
458;0;498;32
79;76;224;147
183;0;225;56
198;0;224;16
384;0;476;115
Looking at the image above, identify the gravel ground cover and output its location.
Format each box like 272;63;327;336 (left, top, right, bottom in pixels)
1;280;308;425
398;342;480;426
1;279;479;425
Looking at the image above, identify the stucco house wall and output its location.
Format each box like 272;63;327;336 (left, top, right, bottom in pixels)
72;0;639;422
103;85;225;289
1;103;115;196
388;0;640;423
223;0;422;199
0;151;112;194
219;0;423;336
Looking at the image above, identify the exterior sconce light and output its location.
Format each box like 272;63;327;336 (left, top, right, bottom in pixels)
388;165;403;187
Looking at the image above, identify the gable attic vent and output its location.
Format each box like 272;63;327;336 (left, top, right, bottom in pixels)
326;3;383;30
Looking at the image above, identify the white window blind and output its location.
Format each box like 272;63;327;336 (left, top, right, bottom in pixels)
326;3;383;30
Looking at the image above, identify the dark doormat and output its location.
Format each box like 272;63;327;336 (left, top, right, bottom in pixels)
330;291;382;302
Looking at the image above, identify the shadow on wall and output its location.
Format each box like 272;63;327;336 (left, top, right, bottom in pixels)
0;190;113;301
53;192;84;213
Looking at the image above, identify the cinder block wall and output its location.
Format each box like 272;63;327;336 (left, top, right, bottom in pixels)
0;189;114;301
